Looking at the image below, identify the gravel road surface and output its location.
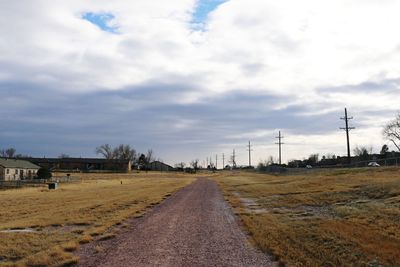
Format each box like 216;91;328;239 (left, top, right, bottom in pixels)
77;178;272;267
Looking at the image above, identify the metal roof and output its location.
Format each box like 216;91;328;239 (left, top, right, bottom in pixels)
0;158;40;169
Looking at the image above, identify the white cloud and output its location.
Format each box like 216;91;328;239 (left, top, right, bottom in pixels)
1;0;399;164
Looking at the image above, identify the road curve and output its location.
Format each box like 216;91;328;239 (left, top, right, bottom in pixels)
77;178;272;267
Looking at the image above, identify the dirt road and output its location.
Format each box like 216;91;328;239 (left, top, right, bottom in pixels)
77;178;272;267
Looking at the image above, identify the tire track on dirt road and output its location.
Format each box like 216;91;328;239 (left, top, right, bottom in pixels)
77;178;272;267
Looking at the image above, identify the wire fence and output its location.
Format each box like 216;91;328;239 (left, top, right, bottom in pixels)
350;156;400;168
0;176;80;189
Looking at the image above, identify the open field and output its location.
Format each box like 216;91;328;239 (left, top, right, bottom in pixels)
215;168;400;266
0;172;195;267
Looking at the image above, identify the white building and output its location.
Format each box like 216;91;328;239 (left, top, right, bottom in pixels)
0;158;40;181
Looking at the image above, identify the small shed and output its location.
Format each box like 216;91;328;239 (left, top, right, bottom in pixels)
48;182;58;190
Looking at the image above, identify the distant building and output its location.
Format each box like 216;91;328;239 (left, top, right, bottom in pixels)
19;157;131;172
148;161;174;172
0;158;40;181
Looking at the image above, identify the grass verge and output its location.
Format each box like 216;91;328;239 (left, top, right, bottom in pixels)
214;168;400;266
0;172;195;266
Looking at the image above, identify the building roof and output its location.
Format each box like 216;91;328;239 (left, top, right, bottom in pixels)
149;161;173;168
19;157;131;164
0;158;40;169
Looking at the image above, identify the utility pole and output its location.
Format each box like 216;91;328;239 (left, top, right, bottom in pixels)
215;154;218;169
247;141;253;167
275;131;284;165
206;157;209;168
232;149;236;168
340;107;355;164
222;153;225;169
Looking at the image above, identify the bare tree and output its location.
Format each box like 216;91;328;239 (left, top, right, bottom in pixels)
145;149;154;164
324;153;336;159
174;162;186;171
383;113;400;151
190;159;199;172
95;144;114;159
113;144;137;161
307;154;319;164
1;148;16;158
353;146;372;161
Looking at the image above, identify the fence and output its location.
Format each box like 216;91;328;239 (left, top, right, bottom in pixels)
0;179;48;189
351;156;400;168
257;157;400;175
0;177;80;189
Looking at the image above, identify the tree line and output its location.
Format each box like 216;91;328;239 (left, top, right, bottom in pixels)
0;148;30;158
0;144;157;170
95;144;156;169
2;112;400;168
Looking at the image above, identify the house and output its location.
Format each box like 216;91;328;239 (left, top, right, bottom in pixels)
0;158;40;181
148;161;174;171
19;157;132;172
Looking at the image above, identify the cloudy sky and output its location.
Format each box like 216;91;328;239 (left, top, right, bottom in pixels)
1;0;399;166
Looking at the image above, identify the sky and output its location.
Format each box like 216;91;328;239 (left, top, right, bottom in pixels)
1;0;400;166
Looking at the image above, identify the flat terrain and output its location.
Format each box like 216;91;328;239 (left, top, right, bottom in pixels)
0;172;194;267
2;168;399;266
77;178;272;267
215;168;400;266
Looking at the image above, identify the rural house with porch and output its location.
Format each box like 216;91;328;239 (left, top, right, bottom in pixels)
0;158;40;181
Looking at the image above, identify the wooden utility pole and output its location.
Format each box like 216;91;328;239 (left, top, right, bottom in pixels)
275;131;284;165
340;108;355;164
247;141;253;167
222;153;225;169
215;154;218;169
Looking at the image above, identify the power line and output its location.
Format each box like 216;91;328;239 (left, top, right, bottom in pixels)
340;107;355;164
275;131;284;165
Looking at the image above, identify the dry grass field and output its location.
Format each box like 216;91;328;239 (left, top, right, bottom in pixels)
0;172;195;267
215;168;400;266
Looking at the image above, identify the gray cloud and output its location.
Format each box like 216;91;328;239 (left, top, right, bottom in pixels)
318;78;400;94
1;1;400;164
1;79;363;164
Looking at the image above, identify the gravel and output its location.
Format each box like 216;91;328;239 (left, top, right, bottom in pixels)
76;178;272;267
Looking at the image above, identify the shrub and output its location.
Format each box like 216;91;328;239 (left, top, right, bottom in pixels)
37;167;52;179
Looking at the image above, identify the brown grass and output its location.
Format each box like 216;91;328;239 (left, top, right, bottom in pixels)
0;172;195;266
214;167;400;266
